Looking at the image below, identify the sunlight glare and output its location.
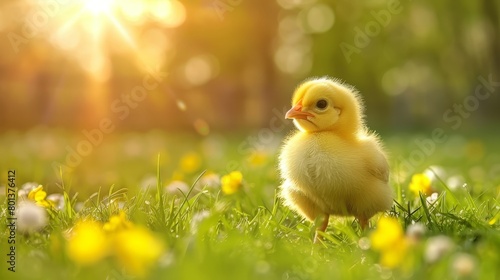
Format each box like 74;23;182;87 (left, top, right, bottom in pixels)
107;15;137;49
52;30;80;50
79;53;112;83
85;0;116;15
121;0;146;22
156;1;186;28
151;1;172;20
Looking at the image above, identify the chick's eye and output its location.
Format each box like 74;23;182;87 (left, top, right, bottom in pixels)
316;99;328;109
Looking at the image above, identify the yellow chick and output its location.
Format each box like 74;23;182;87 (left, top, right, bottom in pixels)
279;77;393;241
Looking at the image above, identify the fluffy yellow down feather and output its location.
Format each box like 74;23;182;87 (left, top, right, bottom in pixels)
279;77;393;242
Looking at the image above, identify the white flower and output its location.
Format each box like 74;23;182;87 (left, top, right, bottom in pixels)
165;181;190;196
47;193;65;210
426;192;439;207
21;182;38;190
107;198;126;210
358;237;370;250
74;202;84;212
139;175;158;191
425;235;454;263
452;253;476;277
424;166;446;182
195;173;220;190
17;202;48;233
18;182;39;199
446;175;465;191
406;222;426;242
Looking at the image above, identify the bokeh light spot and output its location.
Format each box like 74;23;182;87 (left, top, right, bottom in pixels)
301;4;335;33
193;118;210;136
274;45;312;76
155;1;186;28
184;55;219;86
382;68;409;96
121;0;146;23
151;1;173;20
176;100;187;111
278;16;305;43
276;0;303;10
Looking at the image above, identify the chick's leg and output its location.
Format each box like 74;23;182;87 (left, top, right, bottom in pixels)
281;186;327;243
314;213;329;243
358;217;369;231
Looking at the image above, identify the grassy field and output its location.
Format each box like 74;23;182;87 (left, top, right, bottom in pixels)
1;127;500;280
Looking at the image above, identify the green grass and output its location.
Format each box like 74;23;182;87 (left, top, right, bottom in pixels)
1;127;500;279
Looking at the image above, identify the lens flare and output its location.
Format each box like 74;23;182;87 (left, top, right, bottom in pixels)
21;0;187;77
193;119;210;136
84;0;116;15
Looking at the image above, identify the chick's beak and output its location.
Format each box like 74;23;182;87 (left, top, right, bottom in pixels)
285;103;314;120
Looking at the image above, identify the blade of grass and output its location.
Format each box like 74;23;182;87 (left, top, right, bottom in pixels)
419;193;436;230
171;170;206;222
156;153;166;226
429;167;458;204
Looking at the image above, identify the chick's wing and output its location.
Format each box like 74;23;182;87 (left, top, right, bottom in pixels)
366;151;389;184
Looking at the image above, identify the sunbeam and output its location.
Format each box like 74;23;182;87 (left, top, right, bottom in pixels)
105;13;137;49
13;0;187;80
84;0;116;15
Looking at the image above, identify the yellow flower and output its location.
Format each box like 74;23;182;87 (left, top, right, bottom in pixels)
28;185;54;208
180;152;201;173
371;216;404;250
379;238;408;268
67;216;165;276
489;212;500;225
221;171;243;195
67;220;109;265
248;151;267;167
370;216;409;268
104;211;133;232
409;173;433;196
113;226;164;277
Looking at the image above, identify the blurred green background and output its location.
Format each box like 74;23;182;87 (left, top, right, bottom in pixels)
0;0;499;132
0;0;499;194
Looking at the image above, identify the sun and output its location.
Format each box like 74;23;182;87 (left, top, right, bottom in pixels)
13;0;187;80
84;0;116;15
